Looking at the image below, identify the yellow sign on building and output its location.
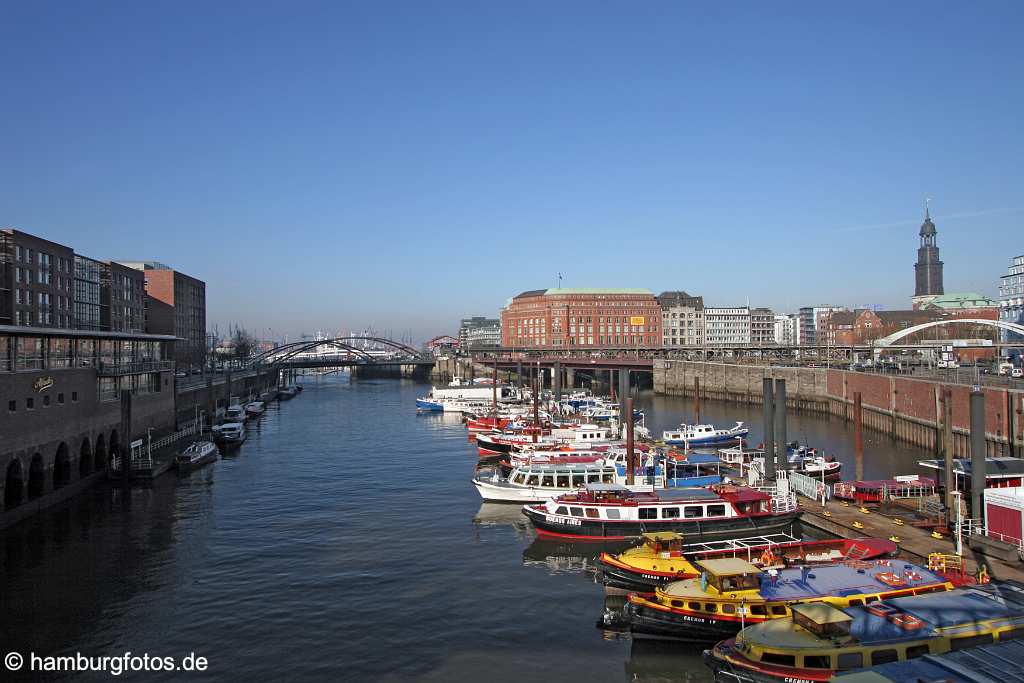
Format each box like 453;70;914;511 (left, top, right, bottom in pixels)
629;316;646;326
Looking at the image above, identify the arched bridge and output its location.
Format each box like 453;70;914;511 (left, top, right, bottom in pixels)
252;337;433;369
873;318;1024;347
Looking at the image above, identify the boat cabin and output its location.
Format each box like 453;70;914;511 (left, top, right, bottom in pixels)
792;602;853;639
643;531;686;554
696;558;762;593
507;463;617;489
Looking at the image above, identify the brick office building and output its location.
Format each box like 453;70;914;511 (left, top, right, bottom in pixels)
0;229;76;329
501;288;662;349
117;262;207;368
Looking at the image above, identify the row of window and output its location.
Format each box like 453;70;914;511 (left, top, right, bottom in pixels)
8;391;79;412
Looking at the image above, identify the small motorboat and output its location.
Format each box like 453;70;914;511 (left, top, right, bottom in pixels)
278;386;299;400
175;440;219;471
416;397;444;411
224;403;245;423
663;422;748;447
212;422;247;446
244;401;266;419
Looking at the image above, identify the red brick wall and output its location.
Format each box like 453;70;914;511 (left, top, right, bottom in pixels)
143;269;175;306
894;377;938;422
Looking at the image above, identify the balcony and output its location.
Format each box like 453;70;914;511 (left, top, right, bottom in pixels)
96;360;174;376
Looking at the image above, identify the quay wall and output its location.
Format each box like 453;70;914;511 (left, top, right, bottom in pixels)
654;360;1024;457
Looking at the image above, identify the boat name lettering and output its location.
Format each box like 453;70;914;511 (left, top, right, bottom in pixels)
546;515;581;526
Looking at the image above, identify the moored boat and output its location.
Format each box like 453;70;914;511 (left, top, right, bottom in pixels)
278;386;299;400
598;532;898;592
212;421;247;446
415;397;444;411
703;580;1024;683
522;483;799;542
620;556;958;642
664;422;749;447
175;440;219;471
224;403;245;423
244;401;266;418
833;476;936;504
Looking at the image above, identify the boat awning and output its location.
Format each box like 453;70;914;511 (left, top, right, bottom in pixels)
695;558;761;576
642;531;684;543
584;483;631;493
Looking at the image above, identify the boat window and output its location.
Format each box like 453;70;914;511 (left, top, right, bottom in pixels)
1002;626;1024;640
759;652;795;666
750;605;766;616
555;507;568;515
871;650;898;665
722;604;736;614
585;508;599;519
671;600;684;608
572;474;586;487
906;645;929;658
951;634;993;651
704;603;716;613
770;605;787;616
688;601;701;610
662;507;680;519
836;653;863;670
513;473;526;484
527;475;540;486
569;507;585;518
706;504;726;517
803;655;831;669
848;599;863;607
684;506;704;518
556;475;570;488
587;473;601;483
864;596;878;604
639;508;658;520
605;509;620;519
541;476;554;487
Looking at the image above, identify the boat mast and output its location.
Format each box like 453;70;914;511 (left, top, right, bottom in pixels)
533;360;540;443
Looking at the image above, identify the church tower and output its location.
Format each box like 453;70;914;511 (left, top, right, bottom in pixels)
914;205;944;298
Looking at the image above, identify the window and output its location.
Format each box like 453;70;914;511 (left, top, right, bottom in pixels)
706;504;726;517
771;605;787;616
905;645;929;658
688;601;701;610
26;397;34;410
585;508;600;518
684;506;704;518
556;475;570;488
803;655;831;669
571;474;585;487
759;653;795;666
836;653;863;670
951;634;993;651
639;508;658;520
512;473;525;484
750;605;766;616
541;475;554;487
704;603;716;612
871;649;898;665
569;507;584;518
662;507;680;519
57;392;64;404
605;509;620;519
555;506;568;515
43;394;50;407
722;604;736;614
71;391;78;402
7;400;15;412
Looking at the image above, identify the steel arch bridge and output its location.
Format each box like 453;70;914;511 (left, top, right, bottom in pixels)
873;318;1024;347
252;337;431;369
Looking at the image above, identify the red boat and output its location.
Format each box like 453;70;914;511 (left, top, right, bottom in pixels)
465;416;510;432
832;476;936;504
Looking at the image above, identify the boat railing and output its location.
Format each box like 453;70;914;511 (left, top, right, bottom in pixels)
959;517;1024;551
789;471;831;503
879;481;936;500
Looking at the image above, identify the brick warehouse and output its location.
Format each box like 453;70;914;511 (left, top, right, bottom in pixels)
501;288;662;349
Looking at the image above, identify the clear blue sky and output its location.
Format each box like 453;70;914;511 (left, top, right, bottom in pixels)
3;1;1022;341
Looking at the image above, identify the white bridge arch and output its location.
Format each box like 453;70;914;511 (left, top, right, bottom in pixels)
873;318;1024;347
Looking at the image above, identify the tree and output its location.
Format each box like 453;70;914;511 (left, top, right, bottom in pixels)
232;328;254;364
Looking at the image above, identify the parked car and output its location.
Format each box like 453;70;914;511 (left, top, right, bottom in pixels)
1012;368;1023;379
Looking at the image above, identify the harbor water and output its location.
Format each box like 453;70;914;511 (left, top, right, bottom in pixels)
1;376;934;681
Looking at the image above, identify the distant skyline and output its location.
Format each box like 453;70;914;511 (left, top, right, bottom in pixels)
2;2;1022;341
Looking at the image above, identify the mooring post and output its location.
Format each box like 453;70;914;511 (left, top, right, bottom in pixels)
694;375;701;423
763;378;776;481
775;378;788;473
610;369;616;401
943;388;955;514
532;362;540;443
854;391;863;482
971;388;987;519
516;361;523;390
554;360;562;404
619;370;630;432
626;397;636;486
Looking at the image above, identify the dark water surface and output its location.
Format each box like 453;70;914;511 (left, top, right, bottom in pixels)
1;377;933;681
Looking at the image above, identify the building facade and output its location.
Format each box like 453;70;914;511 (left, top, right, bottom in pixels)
101;261;146;333
999;255;1024;345
657;291;704;347
501;288;661;349
0;229;75;329
773;314;798;345
798;305;846;345
73;254;103;331
458;316;501;349
704;307;752;345
913;207;944;305
118;262;207;368
750;307;776;345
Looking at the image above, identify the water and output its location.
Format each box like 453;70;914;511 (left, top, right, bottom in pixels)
1;377;934;681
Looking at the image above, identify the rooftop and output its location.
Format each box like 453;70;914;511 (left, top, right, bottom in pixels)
514;288;654;299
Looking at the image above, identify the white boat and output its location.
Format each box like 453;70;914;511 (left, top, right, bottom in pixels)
244;401;266;418
662;422;748;446
212;422;246;446
175;440;218;470
473;460;664;503
279;386;299;400
224;403;245;422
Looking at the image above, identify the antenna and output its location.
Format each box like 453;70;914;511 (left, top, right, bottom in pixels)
925;196;932;220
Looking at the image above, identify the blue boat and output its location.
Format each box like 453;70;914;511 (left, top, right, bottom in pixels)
663;422;748;447
415;397;443;411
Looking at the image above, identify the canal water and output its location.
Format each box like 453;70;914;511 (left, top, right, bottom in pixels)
1;377;934;681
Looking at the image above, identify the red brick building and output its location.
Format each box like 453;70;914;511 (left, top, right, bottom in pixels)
823;307;999;350
501;288;662;349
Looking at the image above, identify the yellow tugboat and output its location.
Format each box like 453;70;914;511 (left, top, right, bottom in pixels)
614;556;960;643
599;532;898;592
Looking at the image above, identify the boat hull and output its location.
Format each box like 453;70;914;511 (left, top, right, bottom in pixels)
523;507;801;543
415;398;443;411
625;601;762;643
704;641;832;683
176;450;218;472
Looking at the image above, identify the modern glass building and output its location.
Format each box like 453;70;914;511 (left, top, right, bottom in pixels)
998;255;1024;347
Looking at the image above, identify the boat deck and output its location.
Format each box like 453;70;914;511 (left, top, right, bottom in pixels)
756;561;948;600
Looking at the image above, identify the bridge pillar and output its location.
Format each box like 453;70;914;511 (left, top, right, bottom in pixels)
775;379;788;473
516;361;523;390
566;368;575;390
762;378;776;481
554;362;562;403
618;370;630;428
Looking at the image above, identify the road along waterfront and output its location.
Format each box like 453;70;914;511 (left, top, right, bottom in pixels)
1;376;936;681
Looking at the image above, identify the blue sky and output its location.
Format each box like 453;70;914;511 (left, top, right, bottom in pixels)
2;1;1022;341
